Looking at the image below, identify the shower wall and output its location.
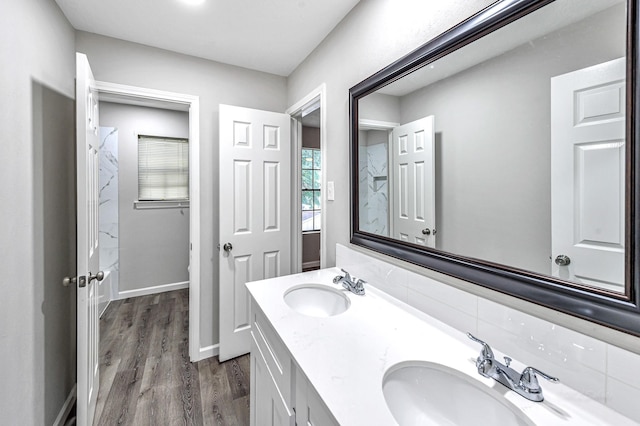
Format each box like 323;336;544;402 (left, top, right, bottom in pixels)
99;126;119;303
358;129;389;236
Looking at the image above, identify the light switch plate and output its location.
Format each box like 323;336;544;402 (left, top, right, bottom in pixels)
327;181;335;201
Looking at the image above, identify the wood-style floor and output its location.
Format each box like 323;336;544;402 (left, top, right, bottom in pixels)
94;289;250;425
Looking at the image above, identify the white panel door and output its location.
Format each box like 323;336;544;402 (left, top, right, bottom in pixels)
551;58;625;291
76;52;102;426
391;116;436;247
219;105;291;361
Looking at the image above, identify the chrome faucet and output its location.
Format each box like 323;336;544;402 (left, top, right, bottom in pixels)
467;333;559;402
333;269;366;295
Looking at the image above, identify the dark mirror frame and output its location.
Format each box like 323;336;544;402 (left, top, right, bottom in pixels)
349;0;640;337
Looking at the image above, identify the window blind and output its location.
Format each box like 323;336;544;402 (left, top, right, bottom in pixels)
138;135;189;201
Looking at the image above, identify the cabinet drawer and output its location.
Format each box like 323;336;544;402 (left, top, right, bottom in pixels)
251;302;292;408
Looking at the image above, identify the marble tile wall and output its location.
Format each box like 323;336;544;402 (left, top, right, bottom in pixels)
336;243;640;423
358;132;389;236
99;127;119;297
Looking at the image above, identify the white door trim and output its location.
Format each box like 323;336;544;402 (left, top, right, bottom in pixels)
94;81;203;361
286;84;327;268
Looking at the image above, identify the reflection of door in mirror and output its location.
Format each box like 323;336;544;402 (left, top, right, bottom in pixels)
551;58;625;292
392;116;436;247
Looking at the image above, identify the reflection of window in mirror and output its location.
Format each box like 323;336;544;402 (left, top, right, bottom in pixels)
302;148;321;232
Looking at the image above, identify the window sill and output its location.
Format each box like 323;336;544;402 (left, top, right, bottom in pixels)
134;200;190;210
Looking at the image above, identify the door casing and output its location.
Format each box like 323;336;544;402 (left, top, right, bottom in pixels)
286;84;328;271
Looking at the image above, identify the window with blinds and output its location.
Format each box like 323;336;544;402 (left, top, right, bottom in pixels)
302;148;321;232
138;135;189;201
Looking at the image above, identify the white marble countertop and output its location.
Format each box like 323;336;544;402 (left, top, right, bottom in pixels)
246;268;636;425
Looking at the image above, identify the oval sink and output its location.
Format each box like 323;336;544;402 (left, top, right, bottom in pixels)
284;284;350;317
382;361;534;426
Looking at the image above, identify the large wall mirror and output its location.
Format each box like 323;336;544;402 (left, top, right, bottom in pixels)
350;0;640;336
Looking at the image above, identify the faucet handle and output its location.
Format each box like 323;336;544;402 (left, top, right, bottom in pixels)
467;333;494;360
519;367;559;394
340;268;352;281
354;278;367;294
333;269;349;284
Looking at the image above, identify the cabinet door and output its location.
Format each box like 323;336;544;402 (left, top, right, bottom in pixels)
294;367;339;426
306;385;339;426
252;335;294;426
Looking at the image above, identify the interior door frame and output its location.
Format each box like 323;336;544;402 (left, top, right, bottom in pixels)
93;81;203;361
286;84;327;270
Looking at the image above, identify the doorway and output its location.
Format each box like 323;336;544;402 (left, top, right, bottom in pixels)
94;81;203;361
97;103;190;307
286;84;327;272
298;106;322;271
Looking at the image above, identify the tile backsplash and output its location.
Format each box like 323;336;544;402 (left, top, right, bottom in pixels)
336;243;640;423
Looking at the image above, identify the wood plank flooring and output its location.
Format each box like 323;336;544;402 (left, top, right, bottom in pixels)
94;289;250;426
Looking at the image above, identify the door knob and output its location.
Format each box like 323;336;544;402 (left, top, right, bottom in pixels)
88;271;105;284
223;242;233;252
62;276;77;287
555;255;571;266
422;228;431;235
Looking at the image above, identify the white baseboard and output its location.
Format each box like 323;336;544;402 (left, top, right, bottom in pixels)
117;281;189;300
302;260;321;270
53;383;76;426
197;343;219;361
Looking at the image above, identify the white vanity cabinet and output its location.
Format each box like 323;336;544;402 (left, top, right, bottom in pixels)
251;337;293;426
250;302;294;426
245;269;638;426
250;298;338;426
294;367;339;426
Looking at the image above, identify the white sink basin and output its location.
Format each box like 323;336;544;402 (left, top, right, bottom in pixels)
284;284;350;317
382;361;534;426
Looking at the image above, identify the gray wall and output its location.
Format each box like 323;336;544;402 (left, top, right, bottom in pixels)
359;92;400;124
302;233;321;266
396;4;625;275
100;102;190;293
0;0;76;422
302;125;320;149
287;0;640;351
76;31;288;348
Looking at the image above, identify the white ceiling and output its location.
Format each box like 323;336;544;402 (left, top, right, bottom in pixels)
55;0;360;76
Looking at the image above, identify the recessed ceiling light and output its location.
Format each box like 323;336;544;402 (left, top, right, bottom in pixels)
180;0;205;6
